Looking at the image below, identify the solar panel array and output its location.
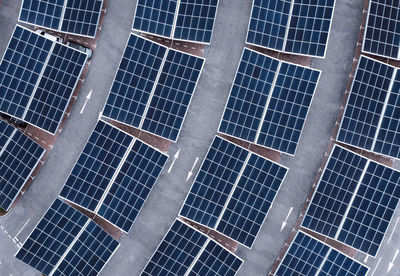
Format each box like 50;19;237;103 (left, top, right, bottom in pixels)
15;199;119;275
141;218;243;276
0;25;87;134
19;0;104;37
59;119;168;233
302;145;400;256
275;231;369;276
102;34;204;142
133;0;219;44
247;0;336;57
337;55;400;159
179;135;288;248
363;0;400;60
0;120;45;211
218;48;320;155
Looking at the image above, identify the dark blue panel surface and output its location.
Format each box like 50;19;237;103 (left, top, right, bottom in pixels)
19;0;64;30
0;129;45;211
180;136;248;228
363;0;400;59
257;62;319;154
103;34;167;128
0;120;15;152
97;140;168;232
338;56;393;150
141;49;204;141
15;199;88;275
174;0;219;43
59;120;133;211
320;249;369;276
285;0;335;57
216;153;287;247
24;43;87;134
0;26;52;118
133;0;178;38
61;0;103;37
219;48;279;142
246;0;290;51
142;219;207;276
53;221;119;276
302;146;367;238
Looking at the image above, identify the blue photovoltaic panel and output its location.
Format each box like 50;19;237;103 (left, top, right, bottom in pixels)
97;140;168;232
338;161;400;256
257;62;320;154
302;146;367;238
374;70;400;158
189;239;243;276
0;120;15;152
363;0;400;60
142;219;208;276
338;56;393;150
133;0;178;38
246;0;291;51
275;231;368;276
179;136;248;228
0;26;52;118
216;153;287;247
141;49;204;141
59;120;133;211
0;128;45;211
174;0;219;44
61;0;103;37
285;0;335;57
219;48;279;142
24;43;87;134
15;199;89;275
103;34;167;128
53;221;119;276
19;0;64;30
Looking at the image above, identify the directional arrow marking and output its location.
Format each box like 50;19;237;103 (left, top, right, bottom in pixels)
80;89;92;114
388;249;399;273
281;207;293;232
167;149;180;173
186;157;199;182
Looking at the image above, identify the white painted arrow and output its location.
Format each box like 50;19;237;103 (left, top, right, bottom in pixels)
388;249;399;273
281;207;293;232
167;149;180;173
80;89;92;114
186;157;199;182
364;254;368;263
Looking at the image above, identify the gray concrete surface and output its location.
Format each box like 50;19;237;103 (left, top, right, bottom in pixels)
0;0;399;275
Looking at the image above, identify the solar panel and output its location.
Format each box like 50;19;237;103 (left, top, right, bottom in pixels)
19;0;104;37
363;0;400;60
180;135;287;248
60;119;168;233
141;219;242;276
0;120;45;211
219;48;320;155
275;231;369;276
302;145;400;256
246;0;335;57
132;0;219;44
16;199;119;275
103;33;204;142
337;55;400;159
0;25;87;134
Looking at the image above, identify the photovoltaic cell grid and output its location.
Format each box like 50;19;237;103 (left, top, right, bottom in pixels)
141;219;242;276
103;34;204;142
274;231;368;276
302;145;400;256
133;0;219;44
219;48;320;155
246;0;335;57
0;120;45;211
15;199;119;275
337;55;400;159
363;0;400;60
19;0;103;37
60;120;168;233
180;136;287;248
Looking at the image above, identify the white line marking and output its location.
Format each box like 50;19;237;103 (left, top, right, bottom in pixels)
387;217;399;244
371;257;382;276
13;219;30;240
